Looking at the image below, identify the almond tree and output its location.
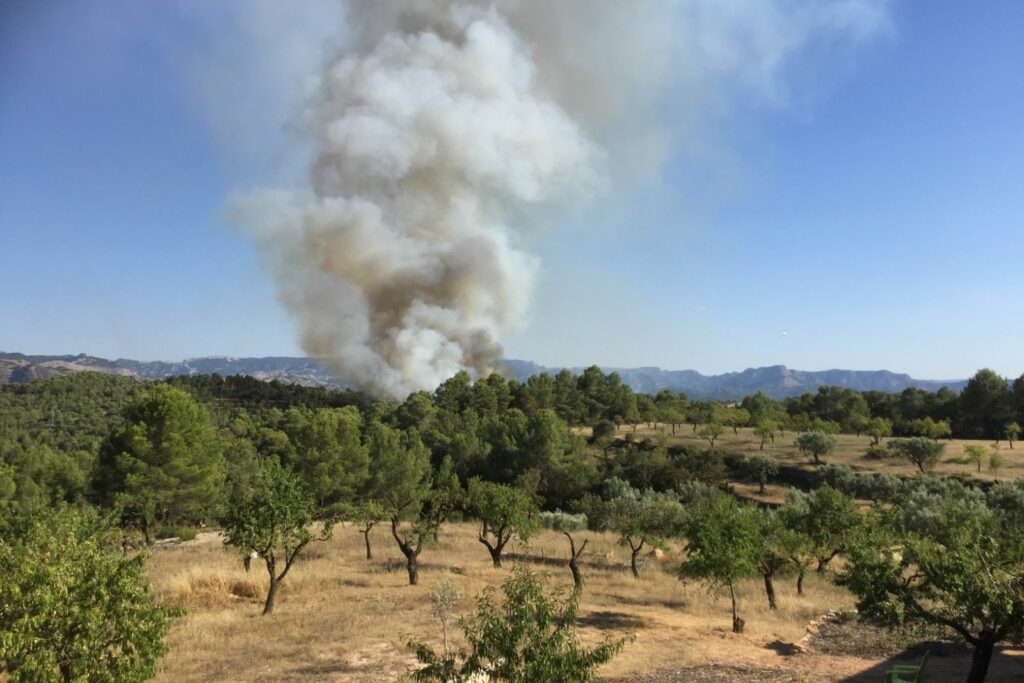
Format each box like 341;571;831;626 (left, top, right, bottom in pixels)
222;457;332;615
679;492;760;633
0;506;177;681
368;422;461;585
603;485;684;578
467;479;539;568
407;565;628;682
840;496;1024;683
541;510;590;588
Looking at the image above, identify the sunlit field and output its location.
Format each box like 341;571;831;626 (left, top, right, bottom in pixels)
149;521;1023;682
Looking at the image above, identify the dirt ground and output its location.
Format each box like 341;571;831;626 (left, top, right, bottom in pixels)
147;523;1023;682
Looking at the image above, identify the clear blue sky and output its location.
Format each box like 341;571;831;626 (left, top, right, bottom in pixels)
2;1;1022;380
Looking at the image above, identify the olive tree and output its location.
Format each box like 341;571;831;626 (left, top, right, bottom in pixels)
795;431;836;465
467;479;539;568
739;454;779;494
0;506;177;681
754;419;778;450
866;417;893;446
781;485;859;574
964;444;988;473
350;499;386;560
698;422;724;447
888;437;945;474
1005;422;1020;449
754;508;809;610
222;457;333;615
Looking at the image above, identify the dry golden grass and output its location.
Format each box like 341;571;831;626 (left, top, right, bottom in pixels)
145;427;1024;681
627;423;1024;484
144;519;1017;682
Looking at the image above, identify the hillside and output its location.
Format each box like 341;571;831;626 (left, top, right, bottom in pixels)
0;352;966;399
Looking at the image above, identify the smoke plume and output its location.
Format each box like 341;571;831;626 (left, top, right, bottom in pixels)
237;0;889;399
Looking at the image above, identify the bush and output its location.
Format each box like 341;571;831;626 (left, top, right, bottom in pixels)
407;565;630;682
863;446;891;461
0;506;177;681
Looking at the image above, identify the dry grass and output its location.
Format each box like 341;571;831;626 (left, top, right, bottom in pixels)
146;428;1024;680
145;520;1022;682
626;423;1024;484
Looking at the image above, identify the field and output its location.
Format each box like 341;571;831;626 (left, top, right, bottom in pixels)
623;423;1023;505
148;519;1024;681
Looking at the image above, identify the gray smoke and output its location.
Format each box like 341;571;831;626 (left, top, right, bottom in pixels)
236;0;889;399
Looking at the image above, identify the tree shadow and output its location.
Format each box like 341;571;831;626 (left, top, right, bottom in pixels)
837;644;1024;682
576;610;647;630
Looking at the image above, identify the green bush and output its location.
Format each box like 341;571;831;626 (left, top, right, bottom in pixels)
0;506;178;682
407;564;630;682
863;446;891;460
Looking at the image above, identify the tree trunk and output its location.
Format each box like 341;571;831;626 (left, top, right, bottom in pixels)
966;636;996;683
489;544;503;568
763;572;777;610
263;576;280;615
362;530;372;560
630;541;643;579
759;480;766;494
406;553;419;585
479;529;506;568
569;556;583;588
729;582;744;634
566;533;587;589
796;567;805;596
816;558;829;574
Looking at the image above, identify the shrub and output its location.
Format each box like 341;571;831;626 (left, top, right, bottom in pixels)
407;565;630;682
863;446;890;461
0;506;178;682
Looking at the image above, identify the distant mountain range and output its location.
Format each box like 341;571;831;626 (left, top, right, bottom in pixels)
0;352;966;400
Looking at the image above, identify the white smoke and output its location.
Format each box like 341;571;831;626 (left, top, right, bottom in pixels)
235;0;890;399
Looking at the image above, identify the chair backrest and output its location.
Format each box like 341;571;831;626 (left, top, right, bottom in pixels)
914;650;931;682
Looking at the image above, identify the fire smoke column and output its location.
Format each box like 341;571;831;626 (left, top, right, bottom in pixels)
235;0;889;399
239;3;605;398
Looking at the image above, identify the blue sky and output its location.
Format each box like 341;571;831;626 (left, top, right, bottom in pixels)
2;1;1022;380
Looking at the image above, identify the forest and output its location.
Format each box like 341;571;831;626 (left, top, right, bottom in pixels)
2;367;1024;682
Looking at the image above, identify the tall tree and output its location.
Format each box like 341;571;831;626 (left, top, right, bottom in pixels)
958;369;1011;439
97;384;226;543
288;406;369;514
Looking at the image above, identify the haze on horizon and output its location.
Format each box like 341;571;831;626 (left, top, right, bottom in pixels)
2;1;1022;387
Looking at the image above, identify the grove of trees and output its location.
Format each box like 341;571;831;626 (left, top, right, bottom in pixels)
3;364;1024;681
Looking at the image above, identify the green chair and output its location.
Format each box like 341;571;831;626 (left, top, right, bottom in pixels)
885;650;929;682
